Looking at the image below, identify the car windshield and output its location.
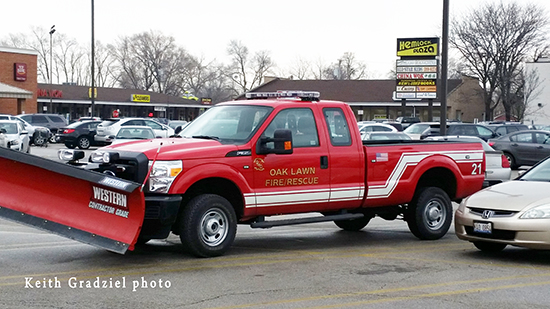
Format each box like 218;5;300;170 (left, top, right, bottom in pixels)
116;128;154;139
404;124;429;134
0;123;18;134
519;158;550;182
180;105;272;144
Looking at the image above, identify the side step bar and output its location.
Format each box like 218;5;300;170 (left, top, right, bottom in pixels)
250;212;364;229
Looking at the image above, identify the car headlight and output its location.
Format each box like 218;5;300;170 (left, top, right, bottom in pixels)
147;160;182;193
520;204;550;219
90;150;119;163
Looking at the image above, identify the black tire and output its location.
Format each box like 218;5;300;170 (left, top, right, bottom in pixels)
334;216;371;231
473;241;507;252
179;194;237;258
503;152;518;170
33;133;47;146
77;136;91;149
65;142;76;149
406;187;452;240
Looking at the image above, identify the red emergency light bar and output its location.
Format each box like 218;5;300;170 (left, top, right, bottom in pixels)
245;90;320;101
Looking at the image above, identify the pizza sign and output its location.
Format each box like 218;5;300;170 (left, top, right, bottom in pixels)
14;63;27;81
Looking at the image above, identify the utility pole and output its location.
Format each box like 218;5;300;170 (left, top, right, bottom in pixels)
49;25;55;113
91;0;95;117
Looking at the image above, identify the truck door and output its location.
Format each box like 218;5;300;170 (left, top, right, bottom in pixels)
252;107;331;215
322;107;365;208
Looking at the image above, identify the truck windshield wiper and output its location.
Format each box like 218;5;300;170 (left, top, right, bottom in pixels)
192;135;220;141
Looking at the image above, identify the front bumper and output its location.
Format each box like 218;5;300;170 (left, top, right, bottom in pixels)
455;207;550;249
140;195;183;239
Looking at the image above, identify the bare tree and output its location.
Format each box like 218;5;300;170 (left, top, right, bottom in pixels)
451;1;549;121
226;40;275;96
111;31;186;94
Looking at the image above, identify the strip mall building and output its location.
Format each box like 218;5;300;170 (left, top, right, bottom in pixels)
0;46;211;121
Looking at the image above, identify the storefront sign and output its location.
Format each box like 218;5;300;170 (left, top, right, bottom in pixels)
37;88;63;98
14;63;27;81
397;38;439;57
131;94;150;102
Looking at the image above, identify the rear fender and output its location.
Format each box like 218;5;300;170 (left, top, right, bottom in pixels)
0;147;145;254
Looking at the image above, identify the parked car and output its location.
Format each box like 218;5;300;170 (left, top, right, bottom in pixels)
420;123;498;141
108;126;156;145
0;129;7;148
0;114;50;146
358;122;397;133
425;136;511;187
167;120;189;130
485;122;529;136
362;131;411;141
488;130;550;169
403;122;437;140
395;116;421;129
17;113;68;143
94;118;175;144
56;120;103;149
455;156;550;252
0;120;30;153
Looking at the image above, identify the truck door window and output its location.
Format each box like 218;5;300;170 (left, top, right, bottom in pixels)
323;108;351;146
263;108;319;148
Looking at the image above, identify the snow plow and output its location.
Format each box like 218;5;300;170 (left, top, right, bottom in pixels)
0;147;145;254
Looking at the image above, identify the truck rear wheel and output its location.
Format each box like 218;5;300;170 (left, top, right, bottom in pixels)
179;194;237;258
334;217;371;231
406;187;452;240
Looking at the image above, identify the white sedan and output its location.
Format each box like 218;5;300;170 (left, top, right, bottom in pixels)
0;120;30;153
108;126;157;145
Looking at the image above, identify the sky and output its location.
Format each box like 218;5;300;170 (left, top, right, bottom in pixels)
1;0;550;79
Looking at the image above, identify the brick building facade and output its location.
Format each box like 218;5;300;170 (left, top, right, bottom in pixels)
0;47;38;115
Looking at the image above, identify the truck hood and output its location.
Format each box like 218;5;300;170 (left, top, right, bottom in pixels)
464;181;550;212
103;137;244;160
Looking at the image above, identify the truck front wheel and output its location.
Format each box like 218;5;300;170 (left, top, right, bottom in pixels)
179;194;237;258
406;187;452;240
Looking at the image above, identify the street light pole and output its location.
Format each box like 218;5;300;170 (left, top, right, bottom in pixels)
49;25;55;113
90;0;95;117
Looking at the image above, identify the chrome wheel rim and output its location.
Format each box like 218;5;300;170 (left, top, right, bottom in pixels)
200;208;229;247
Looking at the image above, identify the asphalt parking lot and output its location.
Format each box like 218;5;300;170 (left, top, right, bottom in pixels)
0;143;541;309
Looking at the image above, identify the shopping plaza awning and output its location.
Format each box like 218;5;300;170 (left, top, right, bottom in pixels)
0;82;33;99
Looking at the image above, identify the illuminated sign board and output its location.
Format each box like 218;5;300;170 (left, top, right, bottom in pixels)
131;94;150;102
14;63;27;81
397;37;439;57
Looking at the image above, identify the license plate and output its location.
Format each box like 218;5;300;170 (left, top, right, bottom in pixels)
473;221;492;234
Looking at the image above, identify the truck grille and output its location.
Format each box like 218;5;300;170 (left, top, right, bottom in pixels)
92;151;149;184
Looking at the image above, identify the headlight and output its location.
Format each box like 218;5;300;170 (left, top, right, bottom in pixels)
10;139;20;145
147;160;182;193
90;150;119;163
520;204;550;219
58;149;85;161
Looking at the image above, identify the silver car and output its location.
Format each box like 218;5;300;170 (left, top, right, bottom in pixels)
426;136;511;187
455;156;550;252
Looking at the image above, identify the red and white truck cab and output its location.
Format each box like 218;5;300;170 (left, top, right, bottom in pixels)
0;91;485;258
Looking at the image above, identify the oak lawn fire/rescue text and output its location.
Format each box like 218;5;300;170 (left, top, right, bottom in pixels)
266;167;319;186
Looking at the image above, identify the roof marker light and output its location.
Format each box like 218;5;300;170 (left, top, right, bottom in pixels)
245;90;320;101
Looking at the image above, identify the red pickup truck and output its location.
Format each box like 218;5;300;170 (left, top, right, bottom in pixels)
0;91;485;257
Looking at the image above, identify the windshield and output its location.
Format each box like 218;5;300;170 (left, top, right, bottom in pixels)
180;105;272;143
0;122;18;134
116;127;155;139
519;157;550;182
404;123;429;134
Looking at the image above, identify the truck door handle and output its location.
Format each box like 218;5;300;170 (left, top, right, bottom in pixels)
320;156;328;169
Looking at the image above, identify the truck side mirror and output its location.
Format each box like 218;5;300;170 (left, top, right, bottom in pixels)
256;129;293;155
